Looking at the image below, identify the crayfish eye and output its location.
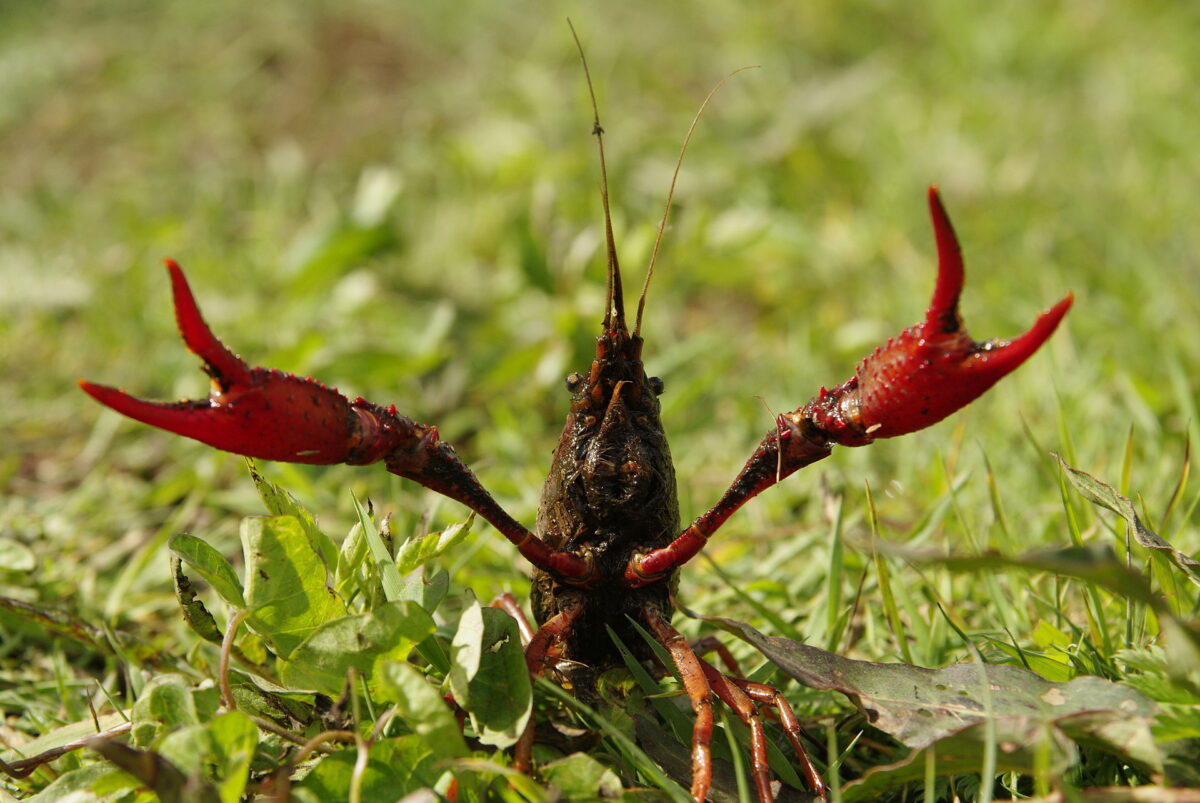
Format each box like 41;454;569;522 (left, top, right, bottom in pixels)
648;376;665;396
565;372;584;393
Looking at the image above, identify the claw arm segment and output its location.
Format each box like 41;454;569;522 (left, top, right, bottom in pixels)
626;415;833;586
79;261;594;584
628;187;1071;585
380;427;595;582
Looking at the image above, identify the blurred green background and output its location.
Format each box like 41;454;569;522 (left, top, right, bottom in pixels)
2;0;1197;661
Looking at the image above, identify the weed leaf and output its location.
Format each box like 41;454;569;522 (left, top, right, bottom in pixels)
242;515;348;659
170;533;245;608
696;615;1162;780
1056;455;1200;584
448;600;531;748
278;600;436;696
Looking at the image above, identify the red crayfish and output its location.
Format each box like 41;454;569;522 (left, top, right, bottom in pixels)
81;54;1072;802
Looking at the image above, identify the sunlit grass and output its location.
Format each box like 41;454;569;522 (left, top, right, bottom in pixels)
3;0;1198;799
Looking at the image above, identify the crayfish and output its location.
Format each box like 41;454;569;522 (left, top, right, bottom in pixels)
81;43;1072;802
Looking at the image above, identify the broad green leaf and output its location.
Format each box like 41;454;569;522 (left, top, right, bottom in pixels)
209;711;258;803
90;767;149;796
541;753;623;800
226;678;314;728
702;615;1163;778
131;674;201;748
292;737;441;803
395;515;473;576
22;765;112;801
157;723;211;778
169;533;245;608
376;661;469;758
134;708;257;802
334;520;368;599
448;601;531;748
278;600;436;696
402;566;450;614
248;460;338;570
242;515;348;659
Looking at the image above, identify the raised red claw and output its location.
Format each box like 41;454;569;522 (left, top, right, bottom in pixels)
807;186;1073;446
79;260;368;465
81;261;595;581
627;188;1072;588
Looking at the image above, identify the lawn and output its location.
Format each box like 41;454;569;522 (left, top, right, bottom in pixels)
2;1;1198;801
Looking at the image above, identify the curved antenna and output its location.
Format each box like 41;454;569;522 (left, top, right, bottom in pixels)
633;65;759;338
568;19;625;333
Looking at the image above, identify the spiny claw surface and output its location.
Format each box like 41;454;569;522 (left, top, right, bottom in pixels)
806;187;1073;446
79;260;372;464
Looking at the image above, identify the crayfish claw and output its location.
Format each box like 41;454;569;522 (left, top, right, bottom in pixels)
78;370;362;465
80;261;367;464
804;189;1072;446
78;380;213;440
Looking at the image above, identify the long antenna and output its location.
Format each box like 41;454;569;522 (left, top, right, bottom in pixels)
568;19;625;333
633;66;758;337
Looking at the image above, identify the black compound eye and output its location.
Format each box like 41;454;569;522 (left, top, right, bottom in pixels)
648;376;665;396
565;372;585;393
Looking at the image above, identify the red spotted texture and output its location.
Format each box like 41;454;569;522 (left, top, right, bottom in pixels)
855;326;1004;438
79;260;363;464
79;370;359;464
806;187;1072;445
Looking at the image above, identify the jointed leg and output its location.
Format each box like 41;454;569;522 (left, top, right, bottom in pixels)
694;634;826;797
513;599;583;773
491;592;536;645
643;607;715;802
732;678;825;797
699;659;775;801
691;634;743;677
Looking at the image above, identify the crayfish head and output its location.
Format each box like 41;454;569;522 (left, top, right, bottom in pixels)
562;327;673;518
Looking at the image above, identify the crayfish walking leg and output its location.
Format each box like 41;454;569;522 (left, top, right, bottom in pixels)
643;608;718;801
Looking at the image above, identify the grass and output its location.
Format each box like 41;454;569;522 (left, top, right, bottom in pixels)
2;0;1199;800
